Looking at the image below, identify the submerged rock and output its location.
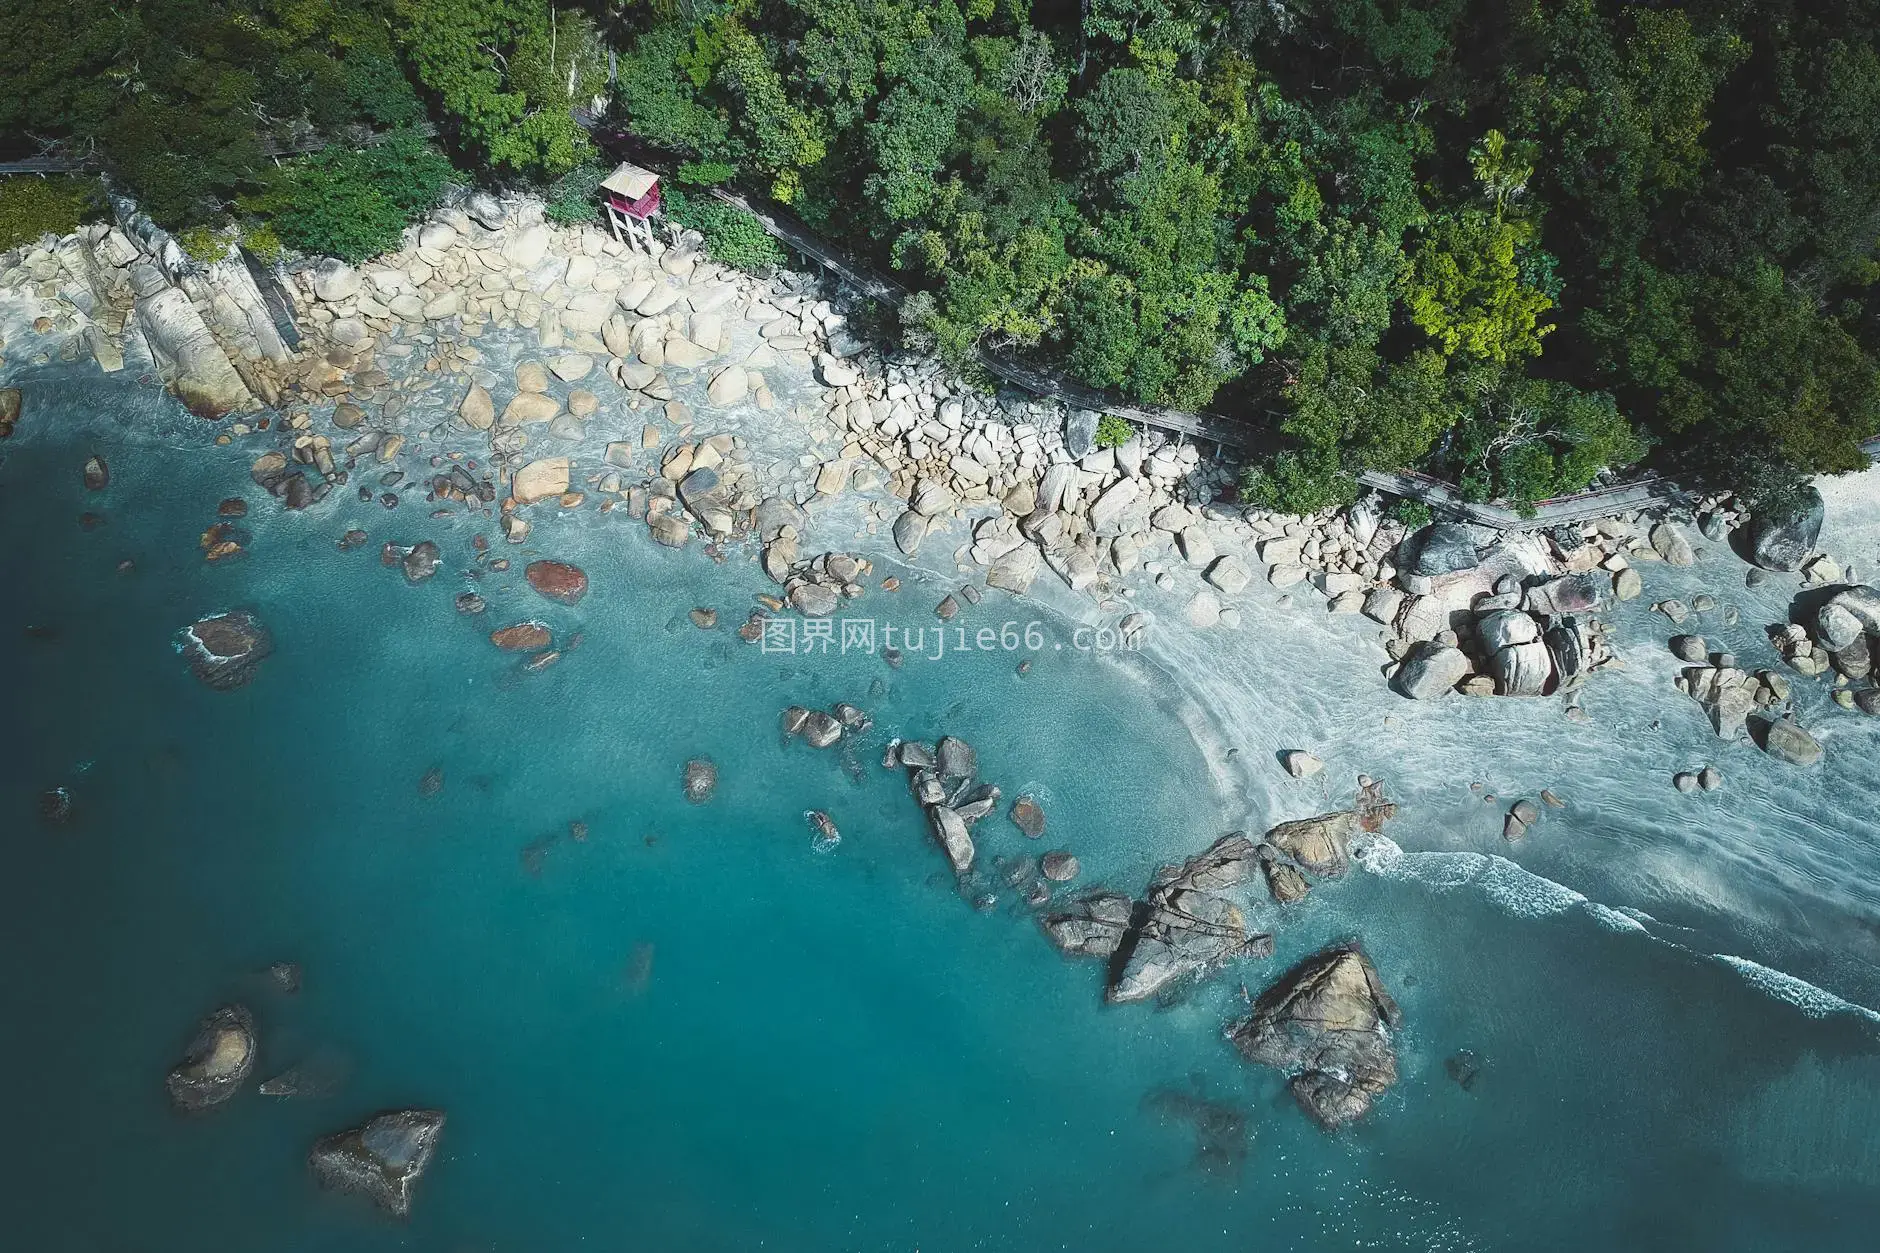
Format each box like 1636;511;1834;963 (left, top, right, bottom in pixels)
525;559;588;605
1040;851;1080;882
309;1109;446;1217
177;610;273;690
807;809;841;852
490;621;551;651
82;455;109;490
1010;794;1046;838
166;1004;256;1111
684;758;717;803
1226;946;1400;1130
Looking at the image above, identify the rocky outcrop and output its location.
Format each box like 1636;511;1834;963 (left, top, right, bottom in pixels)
136;287;257;417
1398;523;1482;578
1747;486;1824;572
309;1109;446;1217
177;610;273;689
166;1005;256;1111
1226;946;1400;1129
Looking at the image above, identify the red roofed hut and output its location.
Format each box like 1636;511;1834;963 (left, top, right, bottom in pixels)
601;162;661;251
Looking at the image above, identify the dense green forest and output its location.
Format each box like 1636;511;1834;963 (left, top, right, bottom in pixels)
4;1;1878;511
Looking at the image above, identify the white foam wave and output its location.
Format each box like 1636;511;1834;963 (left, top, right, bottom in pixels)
1713;955;1880;1025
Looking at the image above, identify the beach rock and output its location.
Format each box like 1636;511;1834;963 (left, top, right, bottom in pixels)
0;386;20;436
458;383;494;430
1400;524;1482;577
82;455;109;490
178;610;273;690
512;457;570;504
650;514;690;547
1757;718;1822;767
707;367;748;407
490;622;551;651
1391;644;1470;700
309;1109;446;1218
525;559;588;605
789;582;840;617
1613;567;1643;601
1698;766;1722;791
1265;811;1358;879
454;592;487;616
401;541;441;583
928;805;976;873
464;190;505;229
166;1004;256;1111
799;709;843;748
1671;634;1709;664
1206;555;1252;595
1226;946;1400;1130
1064;409;1101;459
311;259;361;302
1040;851;1080;882
1651;522;1695;566
1476;609;1540;652
684;758;717;803
1747;486;1824;572
1282;750;1325;778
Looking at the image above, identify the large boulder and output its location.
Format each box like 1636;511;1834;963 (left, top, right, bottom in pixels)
309;1109;446;1217
1226;946;1400;1129
525;560;588;605
311;259;361;302
0;386;21;437
1489;640;1554;697
1817;586;1880;652
1757;717;1823;767
1651;521;1696;566
1747;486;1824;572
511;457;570;504
1041;892;1135;958
177;611;273;690
1399;523;1483;578
1106;833;1272;1004
463;191;505;230
928;805;976;873
166;1005;256;1111
1264;812;1360;879
1391;644;1471;699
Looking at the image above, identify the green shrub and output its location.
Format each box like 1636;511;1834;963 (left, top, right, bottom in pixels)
178;226;233;265
1388;498;1433;529
1095;414;1132;449
245;132;453;264
544;163;607;226
242;222;284;265
663;184;785;272
1239;448;1358;515
0;176;103;251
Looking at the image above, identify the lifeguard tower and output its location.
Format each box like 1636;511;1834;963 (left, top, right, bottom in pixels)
600;162;662;252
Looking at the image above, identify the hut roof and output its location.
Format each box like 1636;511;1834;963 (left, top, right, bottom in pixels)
601;163;659;199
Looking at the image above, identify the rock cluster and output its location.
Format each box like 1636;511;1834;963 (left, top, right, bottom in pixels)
882;734;997;874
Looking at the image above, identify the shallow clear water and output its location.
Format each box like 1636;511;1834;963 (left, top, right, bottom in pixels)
5;363;1880;1251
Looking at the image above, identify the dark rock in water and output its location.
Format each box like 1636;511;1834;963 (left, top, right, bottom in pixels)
40;786;73;825
1040;851;1080;882
418;766;445;797
928;805;976;872
1399;523;1483;578
338;529;368;550
935;735;976;779
1010;794;1046;838
218;497;248;518
266;962;302;994
807;809;841;852
684;758;717;803
309;1108;445;1218
780;706;812;737
1445;1050;1483;1092
1226;945;1400;1130
689;607;718;629
0;385;20;437
490;622;550;651
455;592;487;615
166;1004;257;1111
798;709;843;748
898;741;936;769
402;541;441;583
82;454;109;490
832;702;872;731
1747;486;1824;572
283;473;313;510
178;610;273;690
525;559;588;605
1257;844;1311;904
1754;716;1823;767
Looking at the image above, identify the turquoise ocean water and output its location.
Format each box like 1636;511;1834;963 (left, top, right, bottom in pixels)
5;367;1880;1251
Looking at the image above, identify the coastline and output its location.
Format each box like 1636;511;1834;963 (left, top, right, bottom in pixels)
6;194;1880;1026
